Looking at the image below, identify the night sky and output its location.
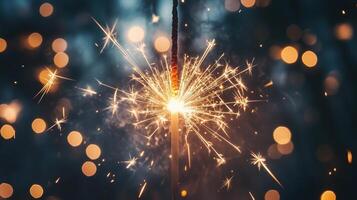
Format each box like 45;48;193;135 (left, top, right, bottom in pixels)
0;0;356;199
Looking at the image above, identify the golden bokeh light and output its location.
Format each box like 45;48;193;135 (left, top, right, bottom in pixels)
38;68;51;85
54;52;69;68
320;190;336;200
302;50;318;68
39;2;54;17
81;161;97;177
180;189;188;198
67;131;83;147
324;74;339;96
85;144;101;160
286;24;302;41
0;183;14;199
127;26;145;43
241;0;256;8
0;37;7;53
281;46;298;64
303;33;317;46
264;189;280;200
267;143;282;159
32;118;47;134
347;150;352;164
1;124;15;140
277;141;294;155
335;23;353;40
269;45;281;60
52;38;67;53
225;0;240;12
273;126;292;145
29;184;44;199
28;32;43;48
0;101;21;123
154;36;171;53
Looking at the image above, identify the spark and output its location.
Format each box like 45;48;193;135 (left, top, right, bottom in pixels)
35;68;72;103
221;176;233;190
152;14;160;23
249;191;255;200
138;180;147;198
94;18;260;169
122;155;138;169
55;177;61;184
347;150;352;164
76;86;97;96
104;88;119;116
99;20;117;53
250;152;283;187
264;80;273;88
47;107;67;131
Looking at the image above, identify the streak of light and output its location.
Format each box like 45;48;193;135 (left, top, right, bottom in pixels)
249;191;255;200
47;107;67;131
76;86;97;96
35;68;73;103
138;181;147;198
221;176;233;190
251;152;283;187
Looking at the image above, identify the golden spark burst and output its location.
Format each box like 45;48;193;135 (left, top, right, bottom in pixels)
122;155;138;169
249;191;256;200
138;180;147;198
221;176;234;190
76;86;97;96
93;18;259;166
250;152;282;187
47;107;67;131
35;68;72;103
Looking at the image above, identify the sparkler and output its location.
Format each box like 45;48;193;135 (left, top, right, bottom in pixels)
91;0;277;197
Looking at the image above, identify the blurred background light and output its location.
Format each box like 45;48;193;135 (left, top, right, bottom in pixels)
154;36;171;53
127;26;145;43
0;124;16;140
52;38;68;53
281;46;298;64
31;118;47;134
29;184;44;199
81;161;97;177
0;37;7;53
67;131;83;147
39;2;54;18
27;32;43;49
301;50;318;68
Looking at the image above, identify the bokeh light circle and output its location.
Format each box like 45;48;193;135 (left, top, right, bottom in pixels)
67;131;83;147
81;161;97;177
0;38;7;53
29;184;44;199
281;46;298;64
154;36;171;53
85;144;101;160
39;2;54;17
1;124;15;140
32;118;47;134
127;26;145;43
321;190;336;200
302;50;318;68
0;183;14;199
273;126;292;145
